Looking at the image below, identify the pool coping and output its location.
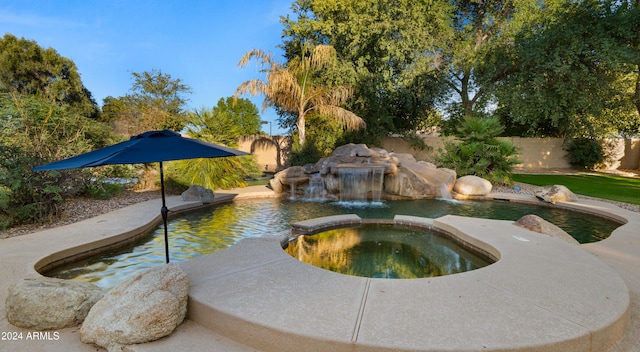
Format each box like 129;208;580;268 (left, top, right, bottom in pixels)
179;214;629;352
0;186;638;352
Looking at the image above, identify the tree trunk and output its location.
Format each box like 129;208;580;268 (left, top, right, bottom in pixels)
635;65;640;117
461;69;473;118
297;112;306;146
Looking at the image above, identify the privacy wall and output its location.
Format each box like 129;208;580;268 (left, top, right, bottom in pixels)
238;135;640;173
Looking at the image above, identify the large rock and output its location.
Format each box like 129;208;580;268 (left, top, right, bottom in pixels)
534;185;577;204
80;263;189;352
515;214;579;245
384;158;456;198
454;175;493;196
181;185;214;203
269;144;456;199
5;277;103;330
331;143;373;157
269;166;307;194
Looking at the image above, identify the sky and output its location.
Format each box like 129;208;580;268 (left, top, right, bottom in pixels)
1;0;293;135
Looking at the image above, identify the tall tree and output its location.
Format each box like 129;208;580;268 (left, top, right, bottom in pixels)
125;69;192;132
281;0;449;140
0;34;99;119
438;0;525;119
236;44;364;146
495;0;640;137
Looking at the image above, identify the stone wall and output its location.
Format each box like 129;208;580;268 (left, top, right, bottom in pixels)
237;135;640;172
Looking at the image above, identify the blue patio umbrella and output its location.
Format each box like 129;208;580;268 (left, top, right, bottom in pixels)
33;129;249;263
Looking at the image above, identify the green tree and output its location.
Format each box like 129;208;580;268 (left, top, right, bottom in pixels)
167;98;262;190
281;0;448;140
0;34;100;119
111;69;192;133
436;116;520;184
235;44;365;146
495;0;640;138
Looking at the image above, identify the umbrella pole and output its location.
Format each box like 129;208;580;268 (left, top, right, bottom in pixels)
160;161;170;263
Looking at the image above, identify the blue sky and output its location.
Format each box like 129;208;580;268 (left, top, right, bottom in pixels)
1;0;293;135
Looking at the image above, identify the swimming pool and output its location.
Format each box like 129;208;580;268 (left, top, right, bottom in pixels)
45;197;620;289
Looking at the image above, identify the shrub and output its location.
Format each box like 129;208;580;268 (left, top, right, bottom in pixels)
0;94;117;227
565;137;604;170
436;116;520;184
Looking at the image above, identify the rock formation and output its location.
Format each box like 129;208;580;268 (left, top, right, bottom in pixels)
269;143;456;199
534;185;578;204
181;184;215;203
5;277;103;330
454;175;493;196
515;214;579;245
80;263;189;352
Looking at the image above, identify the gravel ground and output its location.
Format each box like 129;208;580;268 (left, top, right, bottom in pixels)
0;190;161;239
1;181;638;240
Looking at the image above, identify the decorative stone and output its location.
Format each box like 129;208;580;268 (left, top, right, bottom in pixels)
5;277;103;330
454;175;493;196
269;166;307;193
181;185;214;203
534;185;577;204
332;143;372;157
384;159;456;198
515;215;579;245
80;263;189;352
269;144;458;200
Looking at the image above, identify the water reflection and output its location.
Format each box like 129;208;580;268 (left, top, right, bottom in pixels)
284;224;491;279
45;198;620;289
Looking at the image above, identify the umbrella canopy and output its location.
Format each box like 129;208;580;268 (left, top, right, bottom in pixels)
32;129;247;170
33;129;249;263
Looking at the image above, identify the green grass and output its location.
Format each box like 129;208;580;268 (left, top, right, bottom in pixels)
512;173;640;205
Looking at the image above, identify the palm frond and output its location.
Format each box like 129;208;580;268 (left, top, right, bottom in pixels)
315;105;366;130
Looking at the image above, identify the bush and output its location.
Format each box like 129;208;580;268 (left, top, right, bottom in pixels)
0;144;83;227
565;137;604;170
288;142;324;166
0;94;117;227
436;116;520;184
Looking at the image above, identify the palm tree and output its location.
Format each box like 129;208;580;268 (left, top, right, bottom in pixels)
235;44;365;146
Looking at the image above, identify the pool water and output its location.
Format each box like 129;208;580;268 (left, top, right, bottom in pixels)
284;224;492;279
45;198;620;289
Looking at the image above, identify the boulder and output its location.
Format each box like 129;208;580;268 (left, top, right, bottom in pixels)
5;277;103;330
181;185;214;203
534;185;577;204
80;263;189;352
515;215;579;245
384;159;456;198
454;175;493;196
269;166;306;193
332;143;372;157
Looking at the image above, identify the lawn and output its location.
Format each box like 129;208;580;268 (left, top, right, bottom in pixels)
512;173;640;205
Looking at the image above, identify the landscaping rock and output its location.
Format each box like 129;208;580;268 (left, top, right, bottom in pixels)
515;214;579;245
534;185;577;204
332;143;373;157
181;185;214;203
80;263;189;352
270;144;457;199
454;175;493;196
269;166;307;193
5;277;103;330
384;158;456;198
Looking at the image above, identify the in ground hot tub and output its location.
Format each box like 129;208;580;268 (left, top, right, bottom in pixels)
284;217;493;278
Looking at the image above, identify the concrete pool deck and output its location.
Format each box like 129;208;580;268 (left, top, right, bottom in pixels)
0;186;638;351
